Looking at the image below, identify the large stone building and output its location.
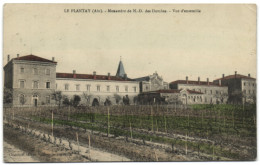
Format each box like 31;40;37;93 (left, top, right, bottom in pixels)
134;72;169;93
4;54;57;106
213;72;256;104
4;54;139;107
170;77;229;104
137;89;204;105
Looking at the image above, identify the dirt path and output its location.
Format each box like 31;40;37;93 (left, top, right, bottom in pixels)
4;141;40;162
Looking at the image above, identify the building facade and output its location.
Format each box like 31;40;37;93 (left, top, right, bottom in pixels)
137;89;204;105
4;54;57;107
4;54;139;107
134;72;169;93
56;71;139;106
170;77;228;104
213;72;256;104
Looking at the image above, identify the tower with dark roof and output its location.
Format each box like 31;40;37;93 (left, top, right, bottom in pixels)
116;58;126;78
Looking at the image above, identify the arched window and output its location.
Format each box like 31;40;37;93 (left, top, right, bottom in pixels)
19;94;26;105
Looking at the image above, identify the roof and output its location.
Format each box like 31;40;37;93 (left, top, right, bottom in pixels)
133;76;150;81
170;80;222;86
13;55;57;64
214;74;256;81
143;89;203;94
116;60;126;77
56;72;133;81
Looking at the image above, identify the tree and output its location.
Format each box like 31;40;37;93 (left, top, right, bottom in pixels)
82;92;93;106
114;93;122;105
52;90;63;107
123;95;130;105
4;87;12;104
104;97;112;106
63;97;71;106
72;95;81;107
214;92;228;104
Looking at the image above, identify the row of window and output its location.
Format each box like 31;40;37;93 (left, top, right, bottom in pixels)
188;88;225;95
19;80;51;89
243;82;255;87
20;67;51;75
243;90;255;94
187;95;213;103
62;84;137;93
19;94;51;104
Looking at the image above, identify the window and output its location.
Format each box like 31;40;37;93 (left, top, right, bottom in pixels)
216;90;219;94
46;96;50;104
19;80;25;88
86;85;91;91
253;90;255;94
133;87;137;93
76;84;80;91
204;89;207;94
46;69;50;75
33;81;38;89
146;86;149;91
20;67;24;73
19;94;25;105
210;90;213;94
205;97;207;103
97;85;100;92
244;82;246;86
116;86;119;92
65;84;69;91
249;90;251;94
107;86;110;92
46;82;50;89
253;83;255;87
33;68;38;75
125;86;128;92
249;83;251;86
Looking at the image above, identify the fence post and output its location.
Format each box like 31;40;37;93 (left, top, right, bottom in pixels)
52;109;54;137
107;107;110;137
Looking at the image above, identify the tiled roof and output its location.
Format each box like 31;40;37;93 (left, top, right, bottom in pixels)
13;55;57;63
143;89;203;94
171;80;213;86
214;74;256;81
56;72;133;81
187;89;203;94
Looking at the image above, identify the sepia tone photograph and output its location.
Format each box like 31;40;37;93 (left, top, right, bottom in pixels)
2;3;257;162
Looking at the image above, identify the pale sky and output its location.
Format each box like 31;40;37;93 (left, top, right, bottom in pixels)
3;4;256;82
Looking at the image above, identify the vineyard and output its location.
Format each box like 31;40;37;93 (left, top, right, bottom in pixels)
3;104;257;162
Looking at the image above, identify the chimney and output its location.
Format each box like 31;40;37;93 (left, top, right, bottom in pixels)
235;71;237;78
7;55;10;62
52;57;55;61
186;76;188;84
124;74;127;80
93;71;96;79
17;54;19;58
207;78;209;85
73;70;76;78
222;74;225;78
198;77;200;84
108;72;111;80
248;73;251;77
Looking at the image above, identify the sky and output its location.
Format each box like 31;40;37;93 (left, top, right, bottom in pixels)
3;4;256;82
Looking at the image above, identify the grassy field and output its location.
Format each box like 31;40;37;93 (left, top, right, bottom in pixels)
4;103;257;161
